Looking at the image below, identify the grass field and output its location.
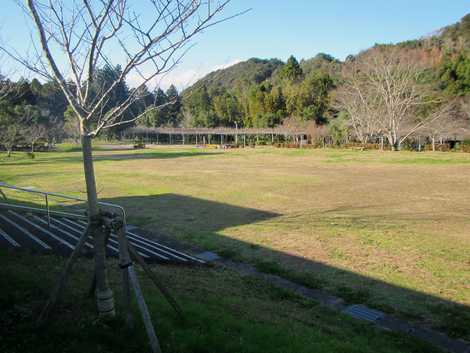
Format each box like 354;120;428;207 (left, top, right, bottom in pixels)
0;250;437;353
1;145;469;343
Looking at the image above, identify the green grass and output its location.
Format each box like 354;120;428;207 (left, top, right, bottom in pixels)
1;145;469;341
0;249;439;353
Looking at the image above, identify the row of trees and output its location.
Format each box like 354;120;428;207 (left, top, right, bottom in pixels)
0;67;184;154
2;50;469;153
2;15;470;154
0;77;67;155
178;52;470;150
171;14;470;148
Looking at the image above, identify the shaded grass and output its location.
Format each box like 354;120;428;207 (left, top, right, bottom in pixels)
1;145;469;341
0;250;440;353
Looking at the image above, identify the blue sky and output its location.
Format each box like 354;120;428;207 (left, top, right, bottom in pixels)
1;0;469;89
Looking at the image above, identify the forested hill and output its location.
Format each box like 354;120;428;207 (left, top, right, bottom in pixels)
179;13;470;129
437;13;470;51
181;53;340;128
1;13;469;145
189;58;284;91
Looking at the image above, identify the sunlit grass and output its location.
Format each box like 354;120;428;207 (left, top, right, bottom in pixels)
1;145;469;339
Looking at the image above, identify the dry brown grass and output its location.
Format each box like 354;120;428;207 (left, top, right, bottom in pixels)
1;145;469;338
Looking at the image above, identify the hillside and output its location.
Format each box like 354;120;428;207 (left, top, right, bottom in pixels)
184;12;470;92
439;13;470;51
188;58;284;91
178;13;469;130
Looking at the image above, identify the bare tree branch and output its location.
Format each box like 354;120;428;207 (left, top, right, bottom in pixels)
2;0;247;137
336;47;447;150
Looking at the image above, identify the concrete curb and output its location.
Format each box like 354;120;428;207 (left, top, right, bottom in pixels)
217;258;470;353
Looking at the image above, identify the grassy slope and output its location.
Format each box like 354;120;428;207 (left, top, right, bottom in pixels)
1;146;469;340
0;249;437;353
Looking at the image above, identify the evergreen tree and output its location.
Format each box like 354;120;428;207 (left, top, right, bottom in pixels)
280;55;303;81
165;85;182;126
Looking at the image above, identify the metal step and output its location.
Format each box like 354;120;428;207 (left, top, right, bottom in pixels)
0;209;204;265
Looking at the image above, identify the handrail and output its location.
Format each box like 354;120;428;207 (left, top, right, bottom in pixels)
0;182;127;227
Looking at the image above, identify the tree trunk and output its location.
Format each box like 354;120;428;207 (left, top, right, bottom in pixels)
386;133;395;151
81;133;115;317
432;136;436;152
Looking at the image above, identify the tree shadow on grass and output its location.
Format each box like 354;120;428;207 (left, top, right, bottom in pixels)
1;191;468;344
99;193;470;342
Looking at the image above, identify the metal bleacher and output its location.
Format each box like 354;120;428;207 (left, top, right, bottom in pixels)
0;183;205;265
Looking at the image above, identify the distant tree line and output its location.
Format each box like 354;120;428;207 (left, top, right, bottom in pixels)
0;65;183;155
1;14;470;153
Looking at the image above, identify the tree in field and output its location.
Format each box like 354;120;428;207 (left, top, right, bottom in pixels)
0;79;36;156
1;0;239;319
23;123;47;154
0;118;21;157
29;79;68;148
335;63;381;145
337;48;448;150
44;116;65;148
421;100;468;150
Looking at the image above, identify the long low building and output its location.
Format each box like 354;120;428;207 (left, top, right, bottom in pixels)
123;126;311;145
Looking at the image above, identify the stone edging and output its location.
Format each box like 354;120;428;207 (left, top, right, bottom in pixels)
214;258;470;353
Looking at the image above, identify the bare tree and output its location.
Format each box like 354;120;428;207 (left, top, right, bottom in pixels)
44;116;65;149
1;0;241;317
337;48;447;150
335;63;381;145
0;123;21;157
418;102;463;150
305;120;327;146
370;53;426;151
23;123;47;154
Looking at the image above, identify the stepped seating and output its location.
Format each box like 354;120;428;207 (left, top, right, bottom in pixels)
0;208;205;265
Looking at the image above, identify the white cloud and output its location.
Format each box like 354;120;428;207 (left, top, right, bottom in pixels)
126;58;243;92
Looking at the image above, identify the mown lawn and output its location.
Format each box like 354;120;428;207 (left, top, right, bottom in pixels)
0;249;438;353
1;145;469;341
